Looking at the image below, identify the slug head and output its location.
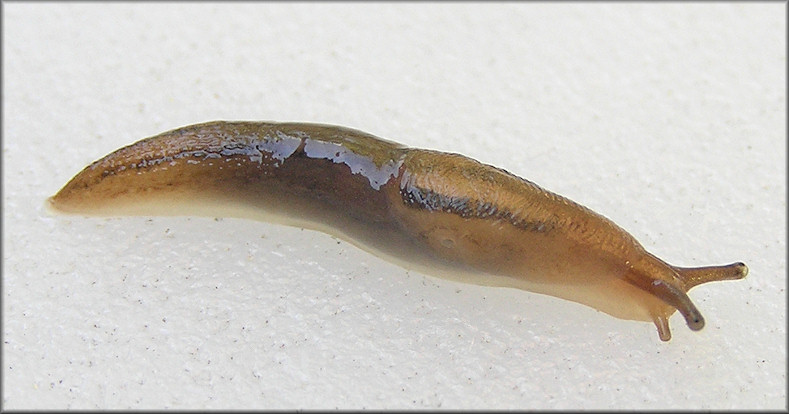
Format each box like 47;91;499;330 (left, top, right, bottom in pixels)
624;255;748;341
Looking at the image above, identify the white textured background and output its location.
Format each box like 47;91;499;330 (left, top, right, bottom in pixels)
3;3;785;410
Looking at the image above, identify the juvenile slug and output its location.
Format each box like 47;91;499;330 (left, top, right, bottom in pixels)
48;121;748;341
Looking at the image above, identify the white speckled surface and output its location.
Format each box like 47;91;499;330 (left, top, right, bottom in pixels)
3;3;785;409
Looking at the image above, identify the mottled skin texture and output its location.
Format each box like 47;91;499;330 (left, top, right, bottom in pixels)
49;121;748;341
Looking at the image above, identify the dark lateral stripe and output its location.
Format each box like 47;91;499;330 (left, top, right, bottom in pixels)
400;186;552;233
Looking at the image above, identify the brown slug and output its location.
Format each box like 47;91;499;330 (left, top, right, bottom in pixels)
48;121;748;341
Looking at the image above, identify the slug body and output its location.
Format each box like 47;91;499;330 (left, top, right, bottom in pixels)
49;121;748;341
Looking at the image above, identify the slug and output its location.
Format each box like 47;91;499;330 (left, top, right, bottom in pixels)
48;121;748;341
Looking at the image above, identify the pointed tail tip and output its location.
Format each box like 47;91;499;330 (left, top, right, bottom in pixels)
44;195;62;215
44;193;80;216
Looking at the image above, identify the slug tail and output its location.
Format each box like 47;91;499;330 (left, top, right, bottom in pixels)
44;195;60;215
